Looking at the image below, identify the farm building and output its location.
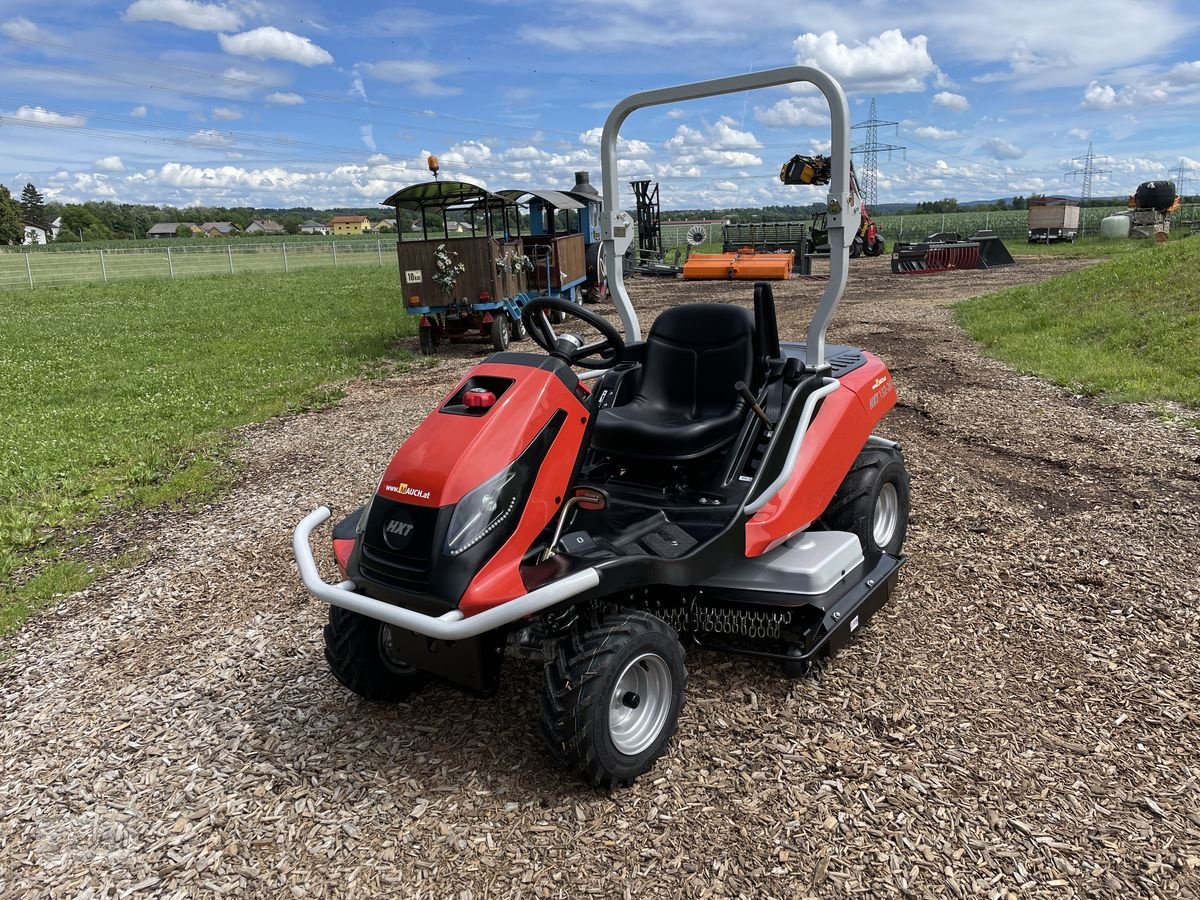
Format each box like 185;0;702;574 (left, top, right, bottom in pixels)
330;215;369;235
245;219;285;235
147;222;203;238
299;220;330;235
22;222;48;245
201;221;240;237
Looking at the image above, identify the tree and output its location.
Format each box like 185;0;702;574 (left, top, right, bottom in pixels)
0;185;23;244
175;224;194;238
916;197;959;214
20;183;47;229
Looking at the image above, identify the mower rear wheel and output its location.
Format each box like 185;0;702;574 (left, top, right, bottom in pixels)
848;237;863;259
541;610;686;787
323;606;427;702
822;445;910;558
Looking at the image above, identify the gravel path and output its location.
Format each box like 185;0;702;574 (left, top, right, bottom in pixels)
3;256;1199;898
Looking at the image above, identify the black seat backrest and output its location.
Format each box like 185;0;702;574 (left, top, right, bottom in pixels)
638;303;754;416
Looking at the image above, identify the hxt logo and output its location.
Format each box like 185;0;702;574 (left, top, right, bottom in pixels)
385;481;432;500
385;519;414;538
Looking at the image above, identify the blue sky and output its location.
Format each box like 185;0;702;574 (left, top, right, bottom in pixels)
2;0;1199;211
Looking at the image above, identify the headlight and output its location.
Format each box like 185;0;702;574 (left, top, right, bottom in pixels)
444;464;524;557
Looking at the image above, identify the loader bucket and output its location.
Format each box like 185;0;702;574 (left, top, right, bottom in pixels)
971;230;1016;268
890;241;981;274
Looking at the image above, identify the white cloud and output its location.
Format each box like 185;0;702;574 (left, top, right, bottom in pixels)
265;91;304;105
1067;127;1090;141
1;16;45;40
130;105;148;118
792;29;936;92
124;0;242;32
578;127;652;158
218;26;333;66
710;116;761;150
6;105;86;126
1081;81;1118;110
665;108;687;119
932;91;969;112
1081;79;1170;110
359;124;376;152
188;128;234;146
1169;60;1200;84
94;156;125;172
211;106;242;120
360;60;458;96
754;98;828;128
665;121;761;168
912;125;961;140
982;137;1024;160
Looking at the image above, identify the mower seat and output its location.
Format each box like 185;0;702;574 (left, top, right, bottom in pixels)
592;303;753;460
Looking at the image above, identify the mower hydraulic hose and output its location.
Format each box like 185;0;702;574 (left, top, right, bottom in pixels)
743;378;840;515
293;507;601;640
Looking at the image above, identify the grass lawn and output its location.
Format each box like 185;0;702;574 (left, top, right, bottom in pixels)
958;236;1200;418
1;265;418;636
1012;236;1171;259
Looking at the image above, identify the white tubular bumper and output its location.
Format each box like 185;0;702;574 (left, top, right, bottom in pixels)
293;507;601;640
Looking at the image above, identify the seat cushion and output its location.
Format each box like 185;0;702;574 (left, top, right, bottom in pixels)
593;304;754;460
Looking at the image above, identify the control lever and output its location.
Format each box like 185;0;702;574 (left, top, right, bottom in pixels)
735;381;772;429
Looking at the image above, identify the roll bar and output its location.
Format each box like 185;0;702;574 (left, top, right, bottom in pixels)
598;66;858;369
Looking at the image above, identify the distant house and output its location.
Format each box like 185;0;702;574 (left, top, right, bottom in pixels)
376;218;398;232
201;221;240;237
148;222;203;238
299;219;330;235
245;219;285;235
22;222;48;245
329;214;369;236
49;216;62;241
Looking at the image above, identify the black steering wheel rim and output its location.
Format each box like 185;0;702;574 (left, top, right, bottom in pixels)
522;296;625;369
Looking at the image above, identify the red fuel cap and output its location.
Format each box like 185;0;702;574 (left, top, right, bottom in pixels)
463;389;496;409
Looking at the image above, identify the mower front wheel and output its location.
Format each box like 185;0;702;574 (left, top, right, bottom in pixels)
323;606;427;702
541;610;686;787
822;445;910;558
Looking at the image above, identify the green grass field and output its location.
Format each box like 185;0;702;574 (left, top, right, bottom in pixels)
958;237;1200;416
0;266;418;636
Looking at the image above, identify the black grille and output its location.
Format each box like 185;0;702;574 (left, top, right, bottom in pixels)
359;499;440;593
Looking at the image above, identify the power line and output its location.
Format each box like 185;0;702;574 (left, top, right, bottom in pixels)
1175;157;1193;199
1064;142;1110;234
851;98;904;208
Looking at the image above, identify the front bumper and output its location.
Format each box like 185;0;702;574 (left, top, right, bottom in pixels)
293;507;600;640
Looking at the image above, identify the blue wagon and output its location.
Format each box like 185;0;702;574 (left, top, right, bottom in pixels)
383;172;606;355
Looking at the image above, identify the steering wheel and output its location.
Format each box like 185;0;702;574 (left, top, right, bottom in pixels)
522;297;626;369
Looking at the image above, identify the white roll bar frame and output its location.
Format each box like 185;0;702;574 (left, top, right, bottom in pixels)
598;66;858;370
294;507;601;639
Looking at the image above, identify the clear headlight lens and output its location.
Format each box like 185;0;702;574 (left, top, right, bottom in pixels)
444;464;524;557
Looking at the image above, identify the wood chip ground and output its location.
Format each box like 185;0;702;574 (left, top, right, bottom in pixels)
2;255;1199;898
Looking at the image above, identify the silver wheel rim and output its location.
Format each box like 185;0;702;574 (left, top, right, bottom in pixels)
609;652;672;756
873;482;899;548
378;626;416;675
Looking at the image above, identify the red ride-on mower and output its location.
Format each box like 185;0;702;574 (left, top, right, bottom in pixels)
293;66;910;787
